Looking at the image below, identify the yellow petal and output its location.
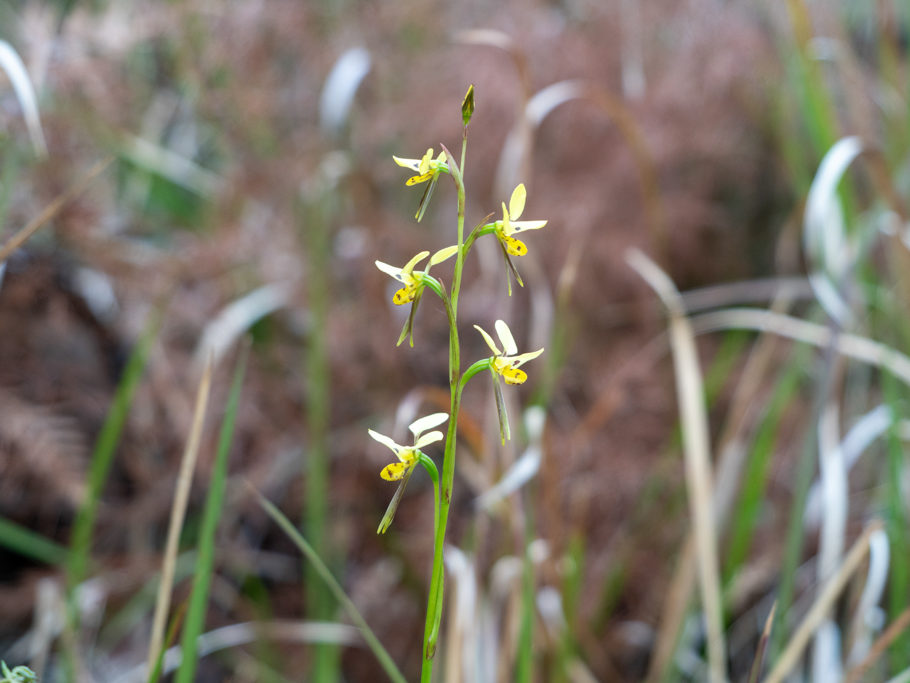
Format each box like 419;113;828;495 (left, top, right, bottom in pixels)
501;366;527;385
505;236;527;256
393;286;416;305
509;184;527;221
429;245;458;266
418;148;434;174
474;324;501;356
381;461;411;481
402;250;430;274
406;173;432;186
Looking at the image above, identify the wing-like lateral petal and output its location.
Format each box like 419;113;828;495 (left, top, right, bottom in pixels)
509;348;544;367
368;429;402;454
509;219;547;233
430;245;458;266
474;324;501;355
393;155;421;171
402;250;430;273
375;260;405;281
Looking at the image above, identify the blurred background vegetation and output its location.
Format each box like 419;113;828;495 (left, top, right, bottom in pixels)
2;0;910;681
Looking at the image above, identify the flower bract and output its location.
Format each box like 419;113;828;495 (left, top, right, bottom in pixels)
474;319;544;385
368;412;449;481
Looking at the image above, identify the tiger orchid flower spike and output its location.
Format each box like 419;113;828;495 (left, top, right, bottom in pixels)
375;83;548;681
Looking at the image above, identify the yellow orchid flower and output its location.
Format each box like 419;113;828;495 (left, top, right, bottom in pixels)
375;245;458;306
394;148;448;185
393;148;450;221
368;412;449;481
493;183;547;257
375;250;430;305
474;319;544;385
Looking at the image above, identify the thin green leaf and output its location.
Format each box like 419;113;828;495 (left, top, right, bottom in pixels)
254;490;407;683
176;346;249;683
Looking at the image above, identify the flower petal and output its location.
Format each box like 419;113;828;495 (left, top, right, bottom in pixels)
495;319;519;356
501;366;528;385
429;245;458;266
474;324;501;356
409;412;449;438
392;286;416;305
509;184;527;221
381;461;412;481
507;347;544;367
504;236;527;256
414;430;444;449
402;250;431;274
406;173;432;186
509;219;547;233
393;155;421;171
418;148;435;174
368;429;402;454
375;260;404;281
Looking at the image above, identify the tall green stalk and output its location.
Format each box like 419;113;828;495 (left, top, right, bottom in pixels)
420;133;468;682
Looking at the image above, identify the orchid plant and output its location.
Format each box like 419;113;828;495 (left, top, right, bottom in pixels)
369;85;546;681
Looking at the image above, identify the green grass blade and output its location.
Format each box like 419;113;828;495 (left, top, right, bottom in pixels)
0;517;67;566
724;346;805;582
516;502;535;683
884;369;910;670
66;305;161;593
176;346;249;683
254;490;407;683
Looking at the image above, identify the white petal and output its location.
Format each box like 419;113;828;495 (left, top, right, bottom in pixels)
429;245;458;266
474;324;501;355
393;155;421;171
375;260;404;281
506;347;544;367
495;319;518;356
409;412;449;438
368;429;403;454
414;430;444;449
509;183;527;220
509;219;547;233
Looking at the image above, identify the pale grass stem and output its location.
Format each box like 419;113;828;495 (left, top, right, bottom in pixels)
763;520;884;683
0;157;113;264
626;248;726;682
146;355;213;679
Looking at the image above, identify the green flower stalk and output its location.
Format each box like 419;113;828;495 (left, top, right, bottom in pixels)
369;84;545;682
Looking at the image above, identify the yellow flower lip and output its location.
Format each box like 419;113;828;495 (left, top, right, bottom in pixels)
369;412;449;481
473;319;544;385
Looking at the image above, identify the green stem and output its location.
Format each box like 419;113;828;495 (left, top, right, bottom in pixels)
421;133;468;683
